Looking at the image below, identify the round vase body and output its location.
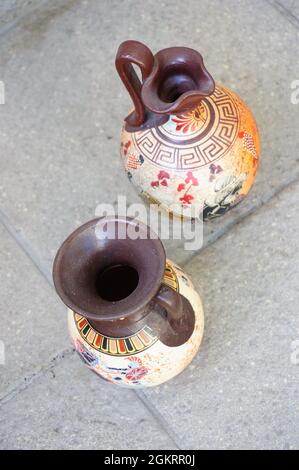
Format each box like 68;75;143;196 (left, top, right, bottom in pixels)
68;260;204;387
121;85;260;220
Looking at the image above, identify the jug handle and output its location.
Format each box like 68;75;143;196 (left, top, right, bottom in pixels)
115;40;154;127
153;284;195;347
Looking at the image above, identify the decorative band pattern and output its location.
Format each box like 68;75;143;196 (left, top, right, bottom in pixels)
74;262;179;356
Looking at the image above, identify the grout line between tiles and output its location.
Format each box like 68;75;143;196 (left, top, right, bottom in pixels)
135;390;182;450
0;208;183;446
1;173;299;444
0;0;51;38
181;172;299;267
0;0;83;39
0;208;53;286
267;0;299;29
0;0;297;451
0;347;74;406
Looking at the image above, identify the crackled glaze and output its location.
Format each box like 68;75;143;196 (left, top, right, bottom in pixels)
68;260;204;387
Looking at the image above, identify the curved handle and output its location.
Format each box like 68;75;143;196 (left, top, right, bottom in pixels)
115;40;154;127
155;285;183;325
153;284;195;347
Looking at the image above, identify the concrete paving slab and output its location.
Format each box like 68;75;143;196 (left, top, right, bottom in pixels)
142;179;299;449
270;0;299;24
0;223;68;400
0;1;36;28
0;0;298;269
0;353;176;450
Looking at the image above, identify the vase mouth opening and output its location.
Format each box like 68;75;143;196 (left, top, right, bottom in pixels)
53;217;165;323
157;67;199;104
141;47;215;115
95;264;139;302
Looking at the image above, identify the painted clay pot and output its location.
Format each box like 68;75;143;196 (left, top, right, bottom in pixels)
53;217;204;387
116;41;260;220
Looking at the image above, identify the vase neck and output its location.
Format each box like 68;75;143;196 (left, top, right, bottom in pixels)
116;41;215;130
142;46;214;116
53;217;166;328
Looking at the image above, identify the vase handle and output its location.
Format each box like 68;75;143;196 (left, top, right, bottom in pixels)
153;284;195;347
115;40;154;127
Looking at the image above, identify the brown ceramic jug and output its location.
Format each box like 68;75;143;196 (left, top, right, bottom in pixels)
53;217;204;387
116;41;260;220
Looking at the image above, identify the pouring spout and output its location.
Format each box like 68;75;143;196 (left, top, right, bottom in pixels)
141;47;215;115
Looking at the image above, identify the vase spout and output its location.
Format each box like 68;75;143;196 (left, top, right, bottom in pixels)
141;47;215;115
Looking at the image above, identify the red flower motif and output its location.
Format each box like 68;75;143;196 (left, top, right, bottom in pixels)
126;366;148;381
172;105;206;133
177;183;185;192
179;194;194;205
238;131;245;138
157;170;170;180
160;179;168;187
185;171;198;186
151;181;159;188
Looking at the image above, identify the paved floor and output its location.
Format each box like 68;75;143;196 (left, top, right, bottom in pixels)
0;0;298;449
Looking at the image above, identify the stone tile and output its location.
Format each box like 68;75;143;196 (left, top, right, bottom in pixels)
0;1;36;28
0;353;176;450
272;0;299;21
143;180;299;449
0;0;298;268
0;223;68;399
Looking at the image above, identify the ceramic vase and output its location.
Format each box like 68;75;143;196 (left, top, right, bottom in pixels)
53;217;204;387
116;40;260;220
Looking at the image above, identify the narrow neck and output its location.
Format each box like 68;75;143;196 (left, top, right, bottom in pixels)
125;110;168;132
141;47;215;118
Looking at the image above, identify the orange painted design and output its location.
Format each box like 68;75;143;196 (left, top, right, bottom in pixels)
94;334;102;348
121;85;260;221
78;318;87;329
127;153;141;170
172;104;207;133
163;263;179;291
118;339;126;353
74;313;157;356
73;263;177;356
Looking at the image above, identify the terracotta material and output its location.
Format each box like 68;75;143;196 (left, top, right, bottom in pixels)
53;217;204;387
116;41;260;220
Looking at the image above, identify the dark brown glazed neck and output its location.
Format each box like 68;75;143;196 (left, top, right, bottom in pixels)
142;47;215;115
53;217;195;347
88;285;195;348
53;217;165;323
116;41;215;131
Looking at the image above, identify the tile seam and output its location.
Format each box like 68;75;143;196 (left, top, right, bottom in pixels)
267;0;299;29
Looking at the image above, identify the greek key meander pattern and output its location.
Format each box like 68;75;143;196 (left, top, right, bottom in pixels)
133;87;240;170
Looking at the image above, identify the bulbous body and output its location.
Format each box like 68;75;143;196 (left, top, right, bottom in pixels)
121;85;260;220
116;41;260;220
53;217;204;388
68;260;203;387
